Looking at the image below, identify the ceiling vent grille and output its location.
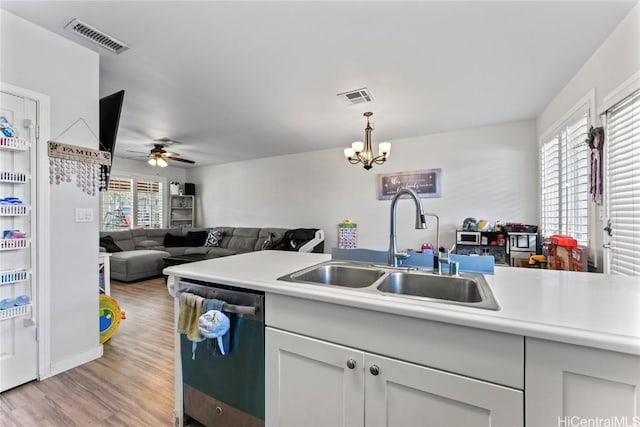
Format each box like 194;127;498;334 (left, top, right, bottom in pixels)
337;88;374;106
64;18;129;54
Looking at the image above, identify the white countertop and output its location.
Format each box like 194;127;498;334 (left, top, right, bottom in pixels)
164;251;640;355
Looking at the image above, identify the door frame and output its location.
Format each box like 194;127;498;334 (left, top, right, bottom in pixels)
0;81;52;380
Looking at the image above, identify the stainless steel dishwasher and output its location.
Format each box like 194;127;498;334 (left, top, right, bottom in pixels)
177;280;265;427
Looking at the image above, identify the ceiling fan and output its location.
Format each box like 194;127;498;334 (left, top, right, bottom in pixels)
143;138;195;167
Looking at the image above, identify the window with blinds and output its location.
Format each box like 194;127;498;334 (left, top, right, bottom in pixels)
100;177;164;230
101;178;133;230
606;89;640;276
539;112;590;244
136;180;163;229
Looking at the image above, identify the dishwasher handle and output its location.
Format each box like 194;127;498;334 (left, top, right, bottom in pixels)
222;303;257;316
176;280;265;322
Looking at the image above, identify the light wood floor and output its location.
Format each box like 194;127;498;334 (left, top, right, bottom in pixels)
0;277;176;426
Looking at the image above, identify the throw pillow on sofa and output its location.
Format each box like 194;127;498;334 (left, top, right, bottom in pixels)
164;233;186;247
185;230;208;247
204;229;223;247
136;240;160;248
99;235;123;253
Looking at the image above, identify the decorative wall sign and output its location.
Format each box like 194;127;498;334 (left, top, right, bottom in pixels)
48;141;111;196
338;219;357;249
376;168;442;200
46;117;111;196
48;141;111;165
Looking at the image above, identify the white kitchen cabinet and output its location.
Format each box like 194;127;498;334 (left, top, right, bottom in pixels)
526;338;640;427
266;328;523;427
366;352;523;427
265;327;364;427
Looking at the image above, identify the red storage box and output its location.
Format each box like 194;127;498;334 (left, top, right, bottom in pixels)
548;234;578;248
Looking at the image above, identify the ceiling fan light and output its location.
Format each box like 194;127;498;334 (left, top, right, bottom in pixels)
148;158;157;166
157;158;168;167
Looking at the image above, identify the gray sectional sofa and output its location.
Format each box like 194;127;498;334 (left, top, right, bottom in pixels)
99;226;324;282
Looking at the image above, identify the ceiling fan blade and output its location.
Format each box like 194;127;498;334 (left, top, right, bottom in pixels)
153;137;182;145
126;149;149;155
167;156;195;164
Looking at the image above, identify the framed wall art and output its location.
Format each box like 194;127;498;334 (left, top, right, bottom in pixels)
376;168;442;200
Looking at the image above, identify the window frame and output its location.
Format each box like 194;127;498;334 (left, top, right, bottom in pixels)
538;90;595;255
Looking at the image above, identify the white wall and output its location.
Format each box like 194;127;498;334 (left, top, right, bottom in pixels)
536;2;640;270
187;120;537;253
1;11;101;374
537;3;639;134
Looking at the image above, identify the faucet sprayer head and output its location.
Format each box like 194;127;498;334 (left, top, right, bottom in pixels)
416;212;428;229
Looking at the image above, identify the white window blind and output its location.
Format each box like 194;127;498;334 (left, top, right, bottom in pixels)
540;112;590;244
541;136;560;238
101;177;133;230
136;180;163;229
606;89;640;276
562;114;590;243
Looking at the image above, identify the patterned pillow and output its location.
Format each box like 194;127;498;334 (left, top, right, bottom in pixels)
204;229;223;247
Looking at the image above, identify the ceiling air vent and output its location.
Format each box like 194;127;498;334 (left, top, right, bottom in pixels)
337;88;374;106
64;18;129;54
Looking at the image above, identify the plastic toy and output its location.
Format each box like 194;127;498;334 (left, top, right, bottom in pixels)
99;294;126;344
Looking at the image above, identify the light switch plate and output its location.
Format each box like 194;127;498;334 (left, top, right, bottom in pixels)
75;208;93;222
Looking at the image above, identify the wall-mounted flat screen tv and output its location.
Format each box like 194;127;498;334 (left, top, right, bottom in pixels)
99;90;125;191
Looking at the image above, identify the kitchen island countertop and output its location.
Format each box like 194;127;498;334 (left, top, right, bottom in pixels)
164;251;640;355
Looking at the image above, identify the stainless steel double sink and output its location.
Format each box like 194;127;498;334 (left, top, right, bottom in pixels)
278;260;500;311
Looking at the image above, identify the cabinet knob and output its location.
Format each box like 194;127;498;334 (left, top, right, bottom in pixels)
369;365;380;376
346;359;356;369
215;406;223;415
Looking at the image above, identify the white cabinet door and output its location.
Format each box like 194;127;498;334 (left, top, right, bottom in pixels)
526;338;640;427
0;90;38;392
365;353;523;427
266;327;365;427
266;328;523;427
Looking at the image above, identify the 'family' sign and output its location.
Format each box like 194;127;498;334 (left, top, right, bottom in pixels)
48;141;111;166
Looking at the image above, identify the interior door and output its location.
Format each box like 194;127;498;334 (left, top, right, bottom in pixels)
0;90;38;391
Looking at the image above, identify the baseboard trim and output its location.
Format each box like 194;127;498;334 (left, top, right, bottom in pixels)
42;345;103;380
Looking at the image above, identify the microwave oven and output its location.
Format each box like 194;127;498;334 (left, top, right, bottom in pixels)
457;231;481;245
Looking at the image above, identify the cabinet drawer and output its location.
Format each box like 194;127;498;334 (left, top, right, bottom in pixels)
266;293;524;389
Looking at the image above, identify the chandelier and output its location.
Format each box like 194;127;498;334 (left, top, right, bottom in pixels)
344;112;391;170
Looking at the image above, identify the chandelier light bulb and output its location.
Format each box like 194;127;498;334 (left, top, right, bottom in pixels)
351;141;364;153
379;142;391;156
344;148;355;158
